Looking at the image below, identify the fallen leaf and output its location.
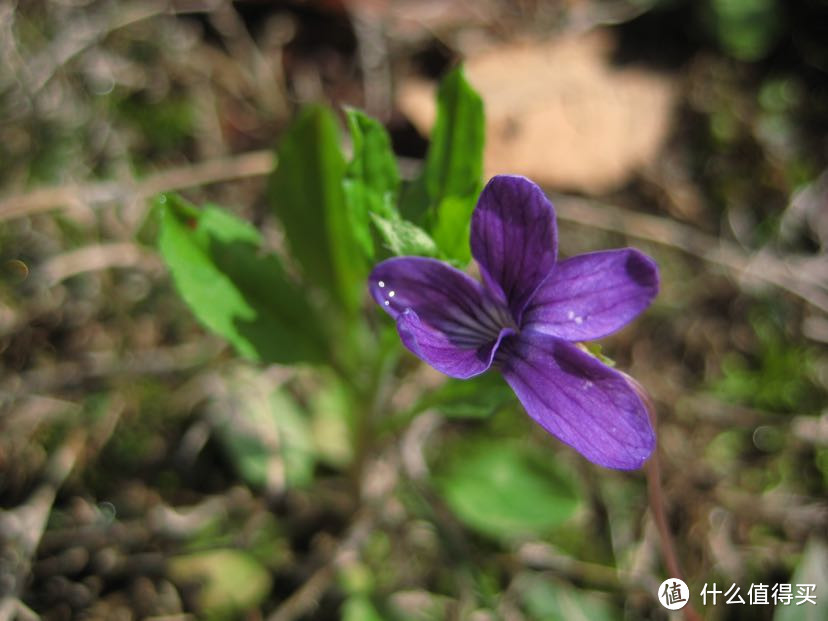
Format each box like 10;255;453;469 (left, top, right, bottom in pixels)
168;549;272;616
398;32;676;194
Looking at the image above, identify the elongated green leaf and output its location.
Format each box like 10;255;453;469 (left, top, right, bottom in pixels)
345;108;399;206
398;174;430;226
423;66;484;261
269;105;363;312
436;440;580;539
424;66;485;208
344;109;400;258
211;364;314;492
773;539;828;621
431;195;473;264
517;574;619;621
345;108;400;216
370;212;439;257
157;194;327;364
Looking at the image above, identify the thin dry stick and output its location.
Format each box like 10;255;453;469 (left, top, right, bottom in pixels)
555;195;828;314
516;542;639;591
3;150;825;316
350;5;393;121
206;0;287;118
0;150;274;222
41;242;163;285
265;511;374;621
0;431;85;621
266;445;399;621
27;0;171;94
1;339;225;397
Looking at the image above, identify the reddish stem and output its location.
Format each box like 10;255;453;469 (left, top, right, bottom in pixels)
631;376;703;621
647;452;703;621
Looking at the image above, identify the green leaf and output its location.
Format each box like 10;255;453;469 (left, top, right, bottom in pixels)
707;0;782;62
398;175;430;226
423;66;484;261
431;195;473;264
339;561;375;595
517;574;619;621
370;213;439;257
167;549;271;618
157;194;327;364
210;364;315;491
343;108;402;260
413;373;512;419
773;539;828;621
269;105;363;312
310;376;354;467
342;595;384;621
436;440;580;539
345;109;400;206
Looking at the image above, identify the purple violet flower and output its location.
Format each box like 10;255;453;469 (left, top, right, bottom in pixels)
369;175;659;470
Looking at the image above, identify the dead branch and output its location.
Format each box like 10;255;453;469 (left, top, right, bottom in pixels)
0;432;85;621
0;150;274;222
554;194;828;314
2;150;825;319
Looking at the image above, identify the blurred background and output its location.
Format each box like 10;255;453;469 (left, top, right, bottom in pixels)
1;0;827;619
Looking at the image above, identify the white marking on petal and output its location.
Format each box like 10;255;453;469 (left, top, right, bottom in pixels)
567;310;575;320
388;290;395;298
384;300;390;306
575;316;584;325
378;280;385;288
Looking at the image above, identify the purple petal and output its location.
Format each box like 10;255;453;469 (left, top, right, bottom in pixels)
522;249;659;341
498;331;655;469
470;175;557;322
398;310;514;378
369;257;515;378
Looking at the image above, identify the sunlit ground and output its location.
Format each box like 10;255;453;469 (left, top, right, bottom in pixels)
1;1;827;620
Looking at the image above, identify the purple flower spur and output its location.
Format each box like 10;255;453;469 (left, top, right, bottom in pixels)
369;175;659;469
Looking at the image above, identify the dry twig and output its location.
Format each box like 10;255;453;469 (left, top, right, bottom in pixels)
40;242;163;286
0;151;274;222
555;194;828;315
2;149;825;319
0;432;85;621
1;339;225;397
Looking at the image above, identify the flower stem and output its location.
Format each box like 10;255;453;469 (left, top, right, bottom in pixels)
624;373;701;620
349;331;400;497
643;406;703;621
646;456;702;621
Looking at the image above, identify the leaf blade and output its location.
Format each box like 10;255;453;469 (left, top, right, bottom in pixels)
157;195;327;364
269;105;363;312
370;212;439;258
343;107;401;259
436;440;580;540
423;66;485;262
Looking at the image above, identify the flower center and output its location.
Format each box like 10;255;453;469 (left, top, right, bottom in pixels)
438;297;517;349
374;274;516;351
